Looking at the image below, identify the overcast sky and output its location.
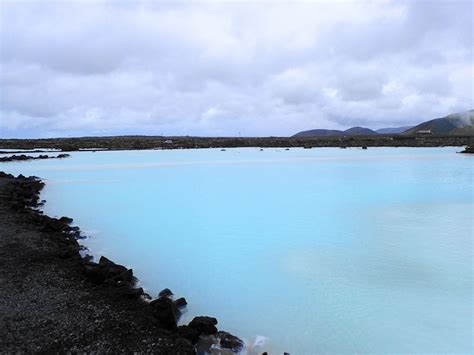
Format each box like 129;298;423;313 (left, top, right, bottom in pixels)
1;0;472;138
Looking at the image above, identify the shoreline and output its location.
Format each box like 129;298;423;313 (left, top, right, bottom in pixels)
1;145;472;159
0;171;244;354
0;135;472;152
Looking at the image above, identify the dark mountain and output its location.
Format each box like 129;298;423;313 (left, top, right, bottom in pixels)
293;126;378;137
403;110;474;136
376;126;413;134
344;127;378;136
292;129;344;137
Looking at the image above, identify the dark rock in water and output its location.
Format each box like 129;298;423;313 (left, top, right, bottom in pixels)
218;331;244;352
83;254;93;262
59;216;73;224
177;325;201;344
460;145;473;153
64;226;81;239
362;146;368;149
98;256;128;275
159;288;174;298
196;334;218;354
108;264;128;278
174;297;187;309
130;286;145;297
149;297;180;331
98;256;116;267
142;291;152;301
0;153;70;162
83;257;134;287
188;316;218;335
117;268;134;283
43;217;68;232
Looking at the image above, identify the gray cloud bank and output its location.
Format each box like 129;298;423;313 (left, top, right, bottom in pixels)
1;0;472;138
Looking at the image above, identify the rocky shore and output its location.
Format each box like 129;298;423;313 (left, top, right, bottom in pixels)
0;172;244;354
0;135;473;151
0;153;70;162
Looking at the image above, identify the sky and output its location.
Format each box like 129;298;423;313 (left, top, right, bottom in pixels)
0;0;473;138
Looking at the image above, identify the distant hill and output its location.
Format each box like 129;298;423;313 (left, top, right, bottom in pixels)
292;129;344;137
293;126;378;137
344;127;378;136
292;110;474;137
403;110;474;136
376;126;413;134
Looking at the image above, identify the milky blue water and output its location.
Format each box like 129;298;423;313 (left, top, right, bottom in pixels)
1;147;473;354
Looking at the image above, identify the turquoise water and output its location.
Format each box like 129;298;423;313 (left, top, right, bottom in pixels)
2;147;473;354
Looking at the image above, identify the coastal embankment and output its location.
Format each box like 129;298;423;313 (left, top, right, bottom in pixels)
0;171;243;354
0;135;473;152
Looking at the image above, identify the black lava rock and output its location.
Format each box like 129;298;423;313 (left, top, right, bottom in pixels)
177;325;201;344
59;216;73;224
174;297;187;309
218;331;244;352
149;297;180;331
188;316;218;335
158;288;174;298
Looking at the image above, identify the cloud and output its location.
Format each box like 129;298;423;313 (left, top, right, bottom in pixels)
0;0;472;137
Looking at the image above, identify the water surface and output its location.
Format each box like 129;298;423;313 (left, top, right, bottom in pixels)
2;147;472;354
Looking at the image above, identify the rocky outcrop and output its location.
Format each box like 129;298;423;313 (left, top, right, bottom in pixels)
149;292;182;330
178;316;245;353
174;297;188;308
0;154;70;162
158;288;174;298
460;146;474;154
188;316;219;335
217;331;245;352
177;325;201;344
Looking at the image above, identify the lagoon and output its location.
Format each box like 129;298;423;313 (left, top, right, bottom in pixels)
1;147;472;354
